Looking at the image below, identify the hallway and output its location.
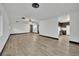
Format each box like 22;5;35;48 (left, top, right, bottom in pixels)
1;33;79;56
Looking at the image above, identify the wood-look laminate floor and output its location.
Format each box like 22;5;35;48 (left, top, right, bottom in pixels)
1;33;79;56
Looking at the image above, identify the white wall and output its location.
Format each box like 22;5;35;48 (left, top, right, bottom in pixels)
58;14;70;22
11;22;30;34
0;16;3;37
10;18;39;34
39;18;58;38
0;4;10;53
70;11;79;42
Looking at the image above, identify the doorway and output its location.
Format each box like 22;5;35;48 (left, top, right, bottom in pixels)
37;24;39;34
30;24;39;34
58;22;70;36
58;15;70;49
30;24;33;33
58;15;70;36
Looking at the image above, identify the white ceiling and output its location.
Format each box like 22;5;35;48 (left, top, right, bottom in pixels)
3;3;79;22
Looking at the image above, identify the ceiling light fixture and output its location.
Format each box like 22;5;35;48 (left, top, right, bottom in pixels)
32;3;39;8
22;16;25;19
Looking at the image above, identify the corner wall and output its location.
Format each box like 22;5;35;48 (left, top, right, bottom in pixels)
39;11;79;43
0;4;10;53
